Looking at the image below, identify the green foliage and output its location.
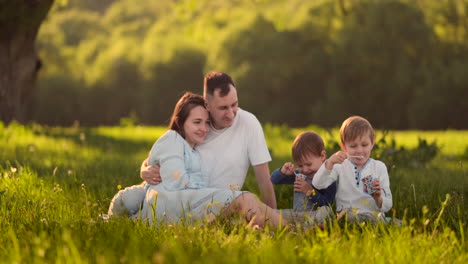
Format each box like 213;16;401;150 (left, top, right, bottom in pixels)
374;135;440;169
119;111;139;127
323;132;440;170
212;14;332;126
1;124;467;262
31;0;468;128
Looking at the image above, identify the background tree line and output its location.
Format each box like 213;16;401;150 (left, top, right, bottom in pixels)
30;0;468;129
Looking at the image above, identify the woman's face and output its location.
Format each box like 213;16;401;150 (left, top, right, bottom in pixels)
183;105;210;147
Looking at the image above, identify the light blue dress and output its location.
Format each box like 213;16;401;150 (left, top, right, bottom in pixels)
141;130;243;224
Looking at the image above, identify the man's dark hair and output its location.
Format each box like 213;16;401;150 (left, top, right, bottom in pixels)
204;71;235;97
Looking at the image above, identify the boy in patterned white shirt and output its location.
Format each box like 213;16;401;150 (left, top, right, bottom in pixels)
312;116;392;223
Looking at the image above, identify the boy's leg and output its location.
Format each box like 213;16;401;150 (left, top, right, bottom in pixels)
276;209;305;223
108;184;146;217
304;205;334;224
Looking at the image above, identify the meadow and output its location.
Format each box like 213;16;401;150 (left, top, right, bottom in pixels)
0;122;467;263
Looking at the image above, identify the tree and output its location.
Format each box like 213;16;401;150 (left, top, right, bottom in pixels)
0;0;54;124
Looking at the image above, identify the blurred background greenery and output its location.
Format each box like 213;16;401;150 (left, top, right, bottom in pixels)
30;0;468;129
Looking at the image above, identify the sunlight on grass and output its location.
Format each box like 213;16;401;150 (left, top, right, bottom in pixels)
1;123;467;262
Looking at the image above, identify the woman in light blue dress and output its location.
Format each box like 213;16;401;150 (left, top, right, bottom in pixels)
110;92;286;228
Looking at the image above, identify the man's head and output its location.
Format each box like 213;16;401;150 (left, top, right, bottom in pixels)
203;71;239;130
292;131;326;177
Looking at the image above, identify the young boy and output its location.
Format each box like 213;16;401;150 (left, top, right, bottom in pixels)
312;116;393;223
271;131;336;223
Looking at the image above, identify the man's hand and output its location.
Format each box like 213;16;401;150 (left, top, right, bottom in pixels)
325;151;347;170
140;158;162;185
293;179;312;195
280;162;295;175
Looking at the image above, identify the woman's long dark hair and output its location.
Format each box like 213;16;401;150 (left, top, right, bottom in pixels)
168;92;206;138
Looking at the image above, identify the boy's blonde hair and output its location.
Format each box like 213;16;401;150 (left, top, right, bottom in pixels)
292;131;325;163
340;116;375;144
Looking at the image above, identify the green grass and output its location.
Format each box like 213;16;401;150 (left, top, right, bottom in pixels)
0;122;467;263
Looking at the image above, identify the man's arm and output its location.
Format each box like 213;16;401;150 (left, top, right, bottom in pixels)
253;163;277;209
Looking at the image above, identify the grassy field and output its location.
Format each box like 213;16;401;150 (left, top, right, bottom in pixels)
0;122;467;263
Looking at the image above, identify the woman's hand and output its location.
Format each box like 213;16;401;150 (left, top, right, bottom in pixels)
140;158;162;185
294;179;312;195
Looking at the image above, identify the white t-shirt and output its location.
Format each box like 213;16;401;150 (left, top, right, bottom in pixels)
197;108;271;189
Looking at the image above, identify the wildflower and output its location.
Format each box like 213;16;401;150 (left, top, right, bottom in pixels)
53;184;63;192
68;170;73;175
10;167;17;173
306;189;316;196
28;144;36;152
79;132;86;142
424;219;430;226
422;205;429;215
117;184;122;190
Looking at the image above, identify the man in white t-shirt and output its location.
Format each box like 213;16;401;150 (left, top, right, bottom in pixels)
141;71;277;208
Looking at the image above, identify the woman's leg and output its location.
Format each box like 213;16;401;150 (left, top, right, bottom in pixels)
224;193;288;228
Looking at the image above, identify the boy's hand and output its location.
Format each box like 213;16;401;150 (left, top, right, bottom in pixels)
325;151;347;170
280;162;295;175
294;180;313;194
371;179;383;208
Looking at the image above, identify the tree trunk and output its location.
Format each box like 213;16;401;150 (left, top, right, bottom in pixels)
0;0;54;124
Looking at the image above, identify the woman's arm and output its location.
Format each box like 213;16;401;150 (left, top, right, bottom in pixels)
148;131;193;191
